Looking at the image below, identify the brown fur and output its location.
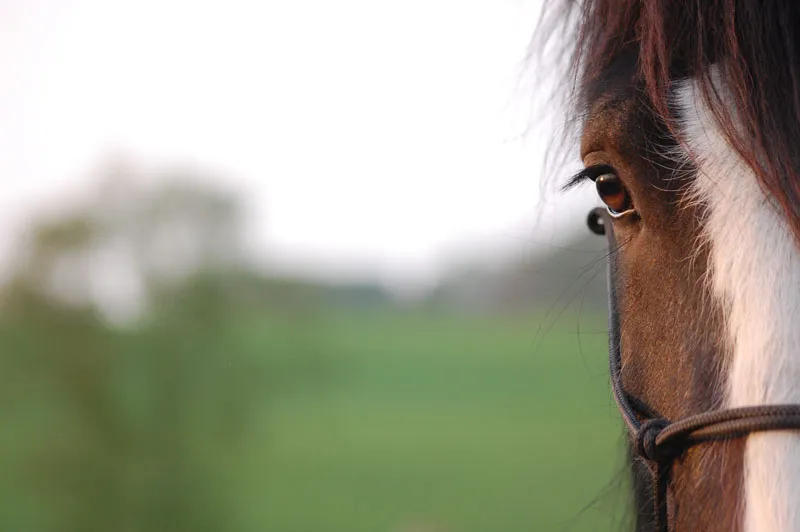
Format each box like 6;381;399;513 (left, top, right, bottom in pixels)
579;80;744;529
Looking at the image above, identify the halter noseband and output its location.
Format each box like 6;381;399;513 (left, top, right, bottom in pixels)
587;207;800;532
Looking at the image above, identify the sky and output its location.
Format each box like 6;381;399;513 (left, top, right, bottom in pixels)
0;0;598;294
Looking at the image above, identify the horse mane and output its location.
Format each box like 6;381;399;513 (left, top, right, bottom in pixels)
542;0;800;241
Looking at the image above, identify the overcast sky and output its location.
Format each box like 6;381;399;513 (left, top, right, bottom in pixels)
0;0;597;293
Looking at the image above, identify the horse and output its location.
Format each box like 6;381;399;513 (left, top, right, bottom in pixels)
538;1;800;530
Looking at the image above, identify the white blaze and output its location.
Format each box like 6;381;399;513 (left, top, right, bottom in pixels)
679;81;800;532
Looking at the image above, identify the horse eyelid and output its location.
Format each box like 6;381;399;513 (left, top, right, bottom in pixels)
562;164;618;191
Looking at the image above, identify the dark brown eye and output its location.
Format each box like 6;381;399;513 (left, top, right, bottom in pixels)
595;174;633;215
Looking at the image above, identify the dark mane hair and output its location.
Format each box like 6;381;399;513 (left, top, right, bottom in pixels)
543;0;800;240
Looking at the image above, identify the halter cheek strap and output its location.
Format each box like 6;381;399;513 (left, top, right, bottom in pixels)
588;206;800;532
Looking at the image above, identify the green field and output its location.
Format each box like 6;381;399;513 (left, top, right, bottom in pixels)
247;311;629;532
0;306;629;531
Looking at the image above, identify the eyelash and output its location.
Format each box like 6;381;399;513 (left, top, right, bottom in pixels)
562;164;618;190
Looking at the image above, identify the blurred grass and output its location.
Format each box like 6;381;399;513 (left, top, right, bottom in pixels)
248;310;627;532
0;300;627;532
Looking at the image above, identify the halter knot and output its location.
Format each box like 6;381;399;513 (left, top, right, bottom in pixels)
634;418;671;462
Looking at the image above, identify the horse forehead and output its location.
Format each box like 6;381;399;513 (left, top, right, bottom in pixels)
580;96;635;160
579;50;641;158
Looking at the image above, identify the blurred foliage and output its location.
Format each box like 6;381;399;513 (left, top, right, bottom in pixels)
0;161;623;532
0;164;334;532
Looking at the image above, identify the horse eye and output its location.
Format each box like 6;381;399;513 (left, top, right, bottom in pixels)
595;174;633;215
